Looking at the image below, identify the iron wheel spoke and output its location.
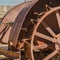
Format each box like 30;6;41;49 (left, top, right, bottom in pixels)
56;11;60;29
35;31;57;43
42;22;56;37
43;50;58;60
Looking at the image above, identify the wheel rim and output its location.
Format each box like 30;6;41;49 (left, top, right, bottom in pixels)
31;6;60;60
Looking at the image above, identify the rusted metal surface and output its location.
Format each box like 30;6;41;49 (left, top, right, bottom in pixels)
2;1;31;23
31;7;60;60
8;0;60;60
0;47;19;59
9;0;60;47
0;1;30;43
9;0;43;48
0;0;59;60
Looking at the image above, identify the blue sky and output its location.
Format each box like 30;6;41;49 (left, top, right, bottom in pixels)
0;0;24;6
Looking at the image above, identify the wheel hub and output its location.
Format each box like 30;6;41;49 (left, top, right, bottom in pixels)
54;34;60;52
55;34;60;44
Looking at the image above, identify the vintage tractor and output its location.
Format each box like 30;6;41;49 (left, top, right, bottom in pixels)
0;0;60;60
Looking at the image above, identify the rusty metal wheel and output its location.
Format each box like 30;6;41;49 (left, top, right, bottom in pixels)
8;0;60;60
31;6;60;60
